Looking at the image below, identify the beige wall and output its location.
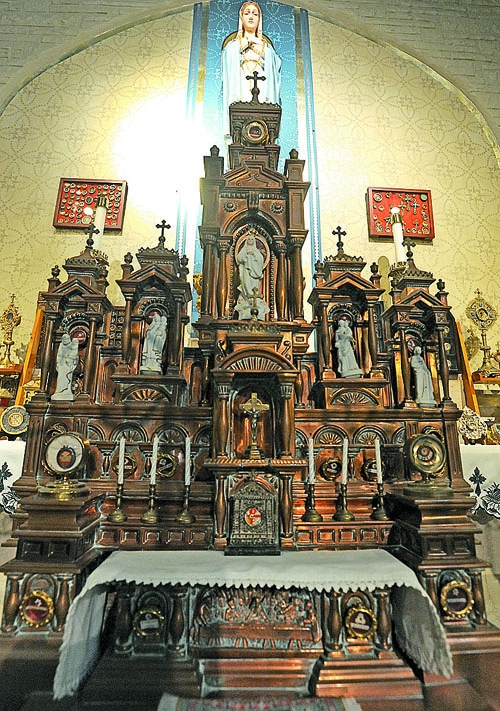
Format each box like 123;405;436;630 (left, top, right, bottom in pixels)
0;7;499;375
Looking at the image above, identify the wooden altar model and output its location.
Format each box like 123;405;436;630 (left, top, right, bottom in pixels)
2;90;500;709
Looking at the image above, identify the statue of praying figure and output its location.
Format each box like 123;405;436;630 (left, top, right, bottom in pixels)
140;313;167;374
222;2;281;132
335;320;362;378
52;333;79;401
411;346;437;407
235;232;269;320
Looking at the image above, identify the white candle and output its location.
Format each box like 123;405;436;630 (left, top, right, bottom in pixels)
341;437;349;485
375;438;383;484
390;207;406;263
308;438;315;484
184;436;191;486
150;435;159;486
118;436;126;485
93;196;107;251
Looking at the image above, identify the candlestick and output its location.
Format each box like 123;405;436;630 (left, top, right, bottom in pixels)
93;196;107;251
176;484;196;524
108;481;127;522
118;436;126;485
308;438;315;484
141;483;159;524
375;438;383;484
150;435;159;486
333;482;355;522
341;438;349;485
390;207;405;263
184;436;191;486
371;481;389;521
302;482;323;522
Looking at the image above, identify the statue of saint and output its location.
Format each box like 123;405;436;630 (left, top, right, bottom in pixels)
335;321;362;378
235;232;269;320
52;333;79;401
222;2;281;116
411;346;437;407
140;313;167;374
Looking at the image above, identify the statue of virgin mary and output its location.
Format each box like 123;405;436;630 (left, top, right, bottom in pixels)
222;1;281;114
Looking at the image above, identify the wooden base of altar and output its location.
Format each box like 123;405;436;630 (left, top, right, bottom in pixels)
76;651;425;710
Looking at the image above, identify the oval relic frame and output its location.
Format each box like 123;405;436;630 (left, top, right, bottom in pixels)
241;119;269;145
440;580;474;619
132;607;165;638
344;605;377;640
43;432;89;477
19;589;54;628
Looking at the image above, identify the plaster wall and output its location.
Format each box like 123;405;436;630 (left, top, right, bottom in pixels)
0;7;498;373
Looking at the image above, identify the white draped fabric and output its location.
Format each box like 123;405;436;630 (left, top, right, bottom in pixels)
222;38;281;107
53;548;452;699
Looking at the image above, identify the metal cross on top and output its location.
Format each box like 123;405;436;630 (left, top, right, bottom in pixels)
155;220;171;248
246;70;266;102
332;225;346;253
84;223;99;248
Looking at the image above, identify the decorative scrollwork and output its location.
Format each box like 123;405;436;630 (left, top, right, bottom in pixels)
128;388;167;402
330;390;378;406
316;428;345;446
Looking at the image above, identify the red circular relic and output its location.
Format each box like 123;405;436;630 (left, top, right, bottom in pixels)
56;446;76;470
244;507;262;527
19;590;54;628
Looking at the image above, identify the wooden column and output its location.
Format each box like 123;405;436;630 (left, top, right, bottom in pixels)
437;324;451;403
289;239;304;319
39;314;57;395
81;316;99;397
279;382;294;457
214;382;230;457
216;241;229;319
275;241;287;321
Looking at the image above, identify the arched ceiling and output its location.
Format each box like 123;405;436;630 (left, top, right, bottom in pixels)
1;0;499;148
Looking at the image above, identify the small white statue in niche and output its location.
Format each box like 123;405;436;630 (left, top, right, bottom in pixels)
410;345;437;407
335;320;362;378
52;333;79;401
140;313;167;374
235;231;269;320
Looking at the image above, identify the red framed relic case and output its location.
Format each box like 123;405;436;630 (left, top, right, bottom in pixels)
53;179;127;231
367;187;434;240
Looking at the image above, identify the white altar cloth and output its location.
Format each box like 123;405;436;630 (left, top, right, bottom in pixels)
460;444;500;517
53;549;453;699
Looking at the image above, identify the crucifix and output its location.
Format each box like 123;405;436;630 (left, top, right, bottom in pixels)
84;223;99;249
155;220;171;248
332;225;347;255
240;392;269;459
246;70;266;103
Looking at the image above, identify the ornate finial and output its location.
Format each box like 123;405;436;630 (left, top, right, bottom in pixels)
332;226;347;254
51;265;60;279
403;237;416;261
124;252;133;264
210;145;220;157
155;220;171;248
245;70;266;102
180;254;189;280
0;294;21;367
437;279;445;292
370;262;379;275
289;148;299;159
84;223;99;249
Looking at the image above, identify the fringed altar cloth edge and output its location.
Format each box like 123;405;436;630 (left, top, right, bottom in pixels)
53;549;453;699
